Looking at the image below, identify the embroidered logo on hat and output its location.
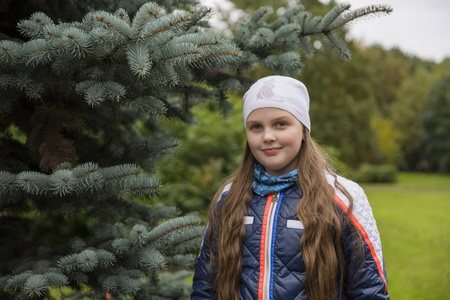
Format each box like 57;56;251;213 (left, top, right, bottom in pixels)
256;79;284;102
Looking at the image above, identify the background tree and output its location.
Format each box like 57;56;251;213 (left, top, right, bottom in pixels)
390;59;450;170
364;46;411;118
0;0;392;298
299;44;379;167
421;76;450;172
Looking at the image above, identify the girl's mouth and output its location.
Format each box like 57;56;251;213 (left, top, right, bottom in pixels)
263;148;280;155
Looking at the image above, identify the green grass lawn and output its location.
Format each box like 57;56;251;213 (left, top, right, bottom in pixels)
362;172;450;300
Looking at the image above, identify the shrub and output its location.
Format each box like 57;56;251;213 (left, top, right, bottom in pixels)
353;164;398;183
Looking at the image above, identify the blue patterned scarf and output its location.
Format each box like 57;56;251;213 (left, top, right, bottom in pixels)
252;162;298;196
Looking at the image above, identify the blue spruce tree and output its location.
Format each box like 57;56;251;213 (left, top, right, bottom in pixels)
0;0;391;298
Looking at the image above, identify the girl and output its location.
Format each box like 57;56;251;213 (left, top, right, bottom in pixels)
191;76;389;300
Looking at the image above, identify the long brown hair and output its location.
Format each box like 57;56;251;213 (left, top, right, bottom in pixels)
205;127;361;300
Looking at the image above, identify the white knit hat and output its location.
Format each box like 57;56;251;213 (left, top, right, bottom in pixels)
243;75;311;131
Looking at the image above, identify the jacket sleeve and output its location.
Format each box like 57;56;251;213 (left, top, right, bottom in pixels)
191;185;232;299
343;228;390;299
191;230;216;299
339;185;390;299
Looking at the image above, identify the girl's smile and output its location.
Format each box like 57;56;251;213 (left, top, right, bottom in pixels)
246;107;304;176
263;147;281;155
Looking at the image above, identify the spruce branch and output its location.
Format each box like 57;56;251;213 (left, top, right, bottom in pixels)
90;27;127;50
115;8;131;24
319;3;351;31
72;163;105;192
139;247;167;273
271;24;301;50
57;255;78;272
186;7;212;30
128;96;167;115
25;82;45;100
192;46;240;67
20;39;55;66
324;31;352;60
331;5;393;31
271;4;306;30
154;65;179;86
117;275;141;295
60;28;92;57
249;6;273;27
249;28;275;49
50;169;76;196
130;137;179;159
16;171;50;195
111;238;131;255
69;272;88;286
45;272;69;289
195;49;240;61
142;12;191;38
132;2;164;38
111;222;128;239
6;272;33;292
82;11;132;38
304;15;322;35
76;250;99;272
102;164;142;184
173;32;222;46
24;274;48;298
159;42;198;63
147;216;201;245
43;24;64;39
167;226;204;254
102;275;120;293
122;176;161;198
0;171;16;195
126;42;152;78
76;80;126;105
147;203;178;220
0;41;22;63
300;4;393;36
17;12;55;39
71;238;87;253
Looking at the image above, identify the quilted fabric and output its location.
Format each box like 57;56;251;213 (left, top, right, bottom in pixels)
327;173;386;279
191;175;389;299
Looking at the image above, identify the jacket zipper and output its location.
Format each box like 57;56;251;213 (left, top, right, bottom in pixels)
262;192;279;300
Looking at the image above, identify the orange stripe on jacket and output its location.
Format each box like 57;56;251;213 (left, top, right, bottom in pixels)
334;194;387;292
258;194;274;300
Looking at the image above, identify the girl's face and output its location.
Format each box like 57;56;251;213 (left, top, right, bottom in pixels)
246;107;304;176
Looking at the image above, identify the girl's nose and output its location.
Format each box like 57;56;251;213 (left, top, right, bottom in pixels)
263;130;276;143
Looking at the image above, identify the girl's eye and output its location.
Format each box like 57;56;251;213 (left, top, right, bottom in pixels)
277;122;287;127
251;124;262;130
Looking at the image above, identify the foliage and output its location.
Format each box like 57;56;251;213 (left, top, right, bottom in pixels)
353;163;397;183
300;44;380;167
391;61;450;171
363;172;450;299
318;144;350;177
154;98;246;218
370;117;401;165
363;46;411;118
421;76;450;172
0;0;392;298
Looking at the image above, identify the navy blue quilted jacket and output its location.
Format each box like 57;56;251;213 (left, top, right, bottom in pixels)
191;174;389;299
